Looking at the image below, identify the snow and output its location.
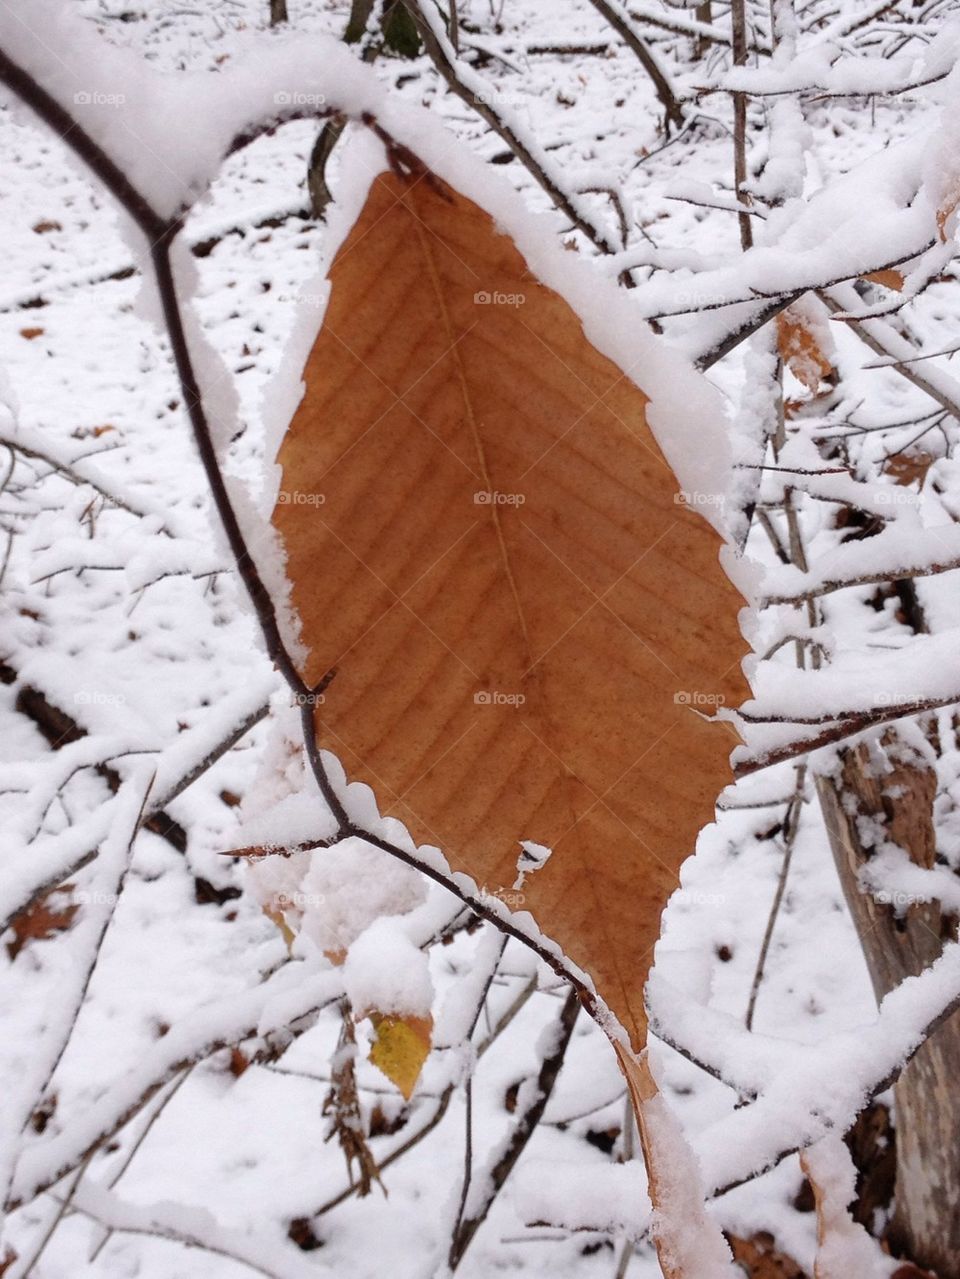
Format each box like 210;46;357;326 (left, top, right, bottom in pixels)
343;918;434;1019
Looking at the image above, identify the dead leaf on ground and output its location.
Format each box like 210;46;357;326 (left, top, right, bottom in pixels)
884;451;933;488
273;159;747;1054
726;1230;807;1278
6;886;79;959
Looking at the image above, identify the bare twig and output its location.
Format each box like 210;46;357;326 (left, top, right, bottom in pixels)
709;983;960;1200
400;0;626;261
323;1000;383;1196
585;0;685;130
730;0;754;250
744;767;806;1030
449;987;580;1269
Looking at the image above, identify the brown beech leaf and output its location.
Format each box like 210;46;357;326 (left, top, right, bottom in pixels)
776;303;834;393
862;268;905;292
274;163;746;1053
801;1137;887;1279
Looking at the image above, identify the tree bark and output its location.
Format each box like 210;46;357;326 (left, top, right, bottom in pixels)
817;732;960;1276
694;2;711;61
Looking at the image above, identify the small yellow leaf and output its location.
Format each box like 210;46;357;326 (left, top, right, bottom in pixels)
263;905;296;950
367;1012;432;1100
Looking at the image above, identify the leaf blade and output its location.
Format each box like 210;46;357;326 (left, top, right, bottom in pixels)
275;165;747;1050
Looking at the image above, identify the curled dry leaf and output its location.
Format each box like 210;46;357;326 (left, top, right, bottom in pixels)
273;154;747;1055
776;302;834;393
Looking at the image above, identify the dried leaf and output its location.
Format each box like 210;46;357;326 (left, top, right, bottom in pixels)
367;1011;432;1100
323;1003;383;1195
937;190;960;243
228;1046;250;1077
883;450;933;488
801;1136;887;1279
262;903;297;950
726;1232;805;1279
618;1044;737;1277
863;268;904;292
6;886;78;960
274;163;746;1052
776;302;834;392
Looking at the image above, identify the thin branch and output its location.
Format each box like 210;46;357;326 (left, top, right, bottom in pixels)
87;1069;193;1264
764;554;960;604
585;0;685;130
449;986;581;1269
709;982;960;1200
744;767;806;1030
1;693;269;933
733;695;959;777
730;0;754;251
400;0;626;261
